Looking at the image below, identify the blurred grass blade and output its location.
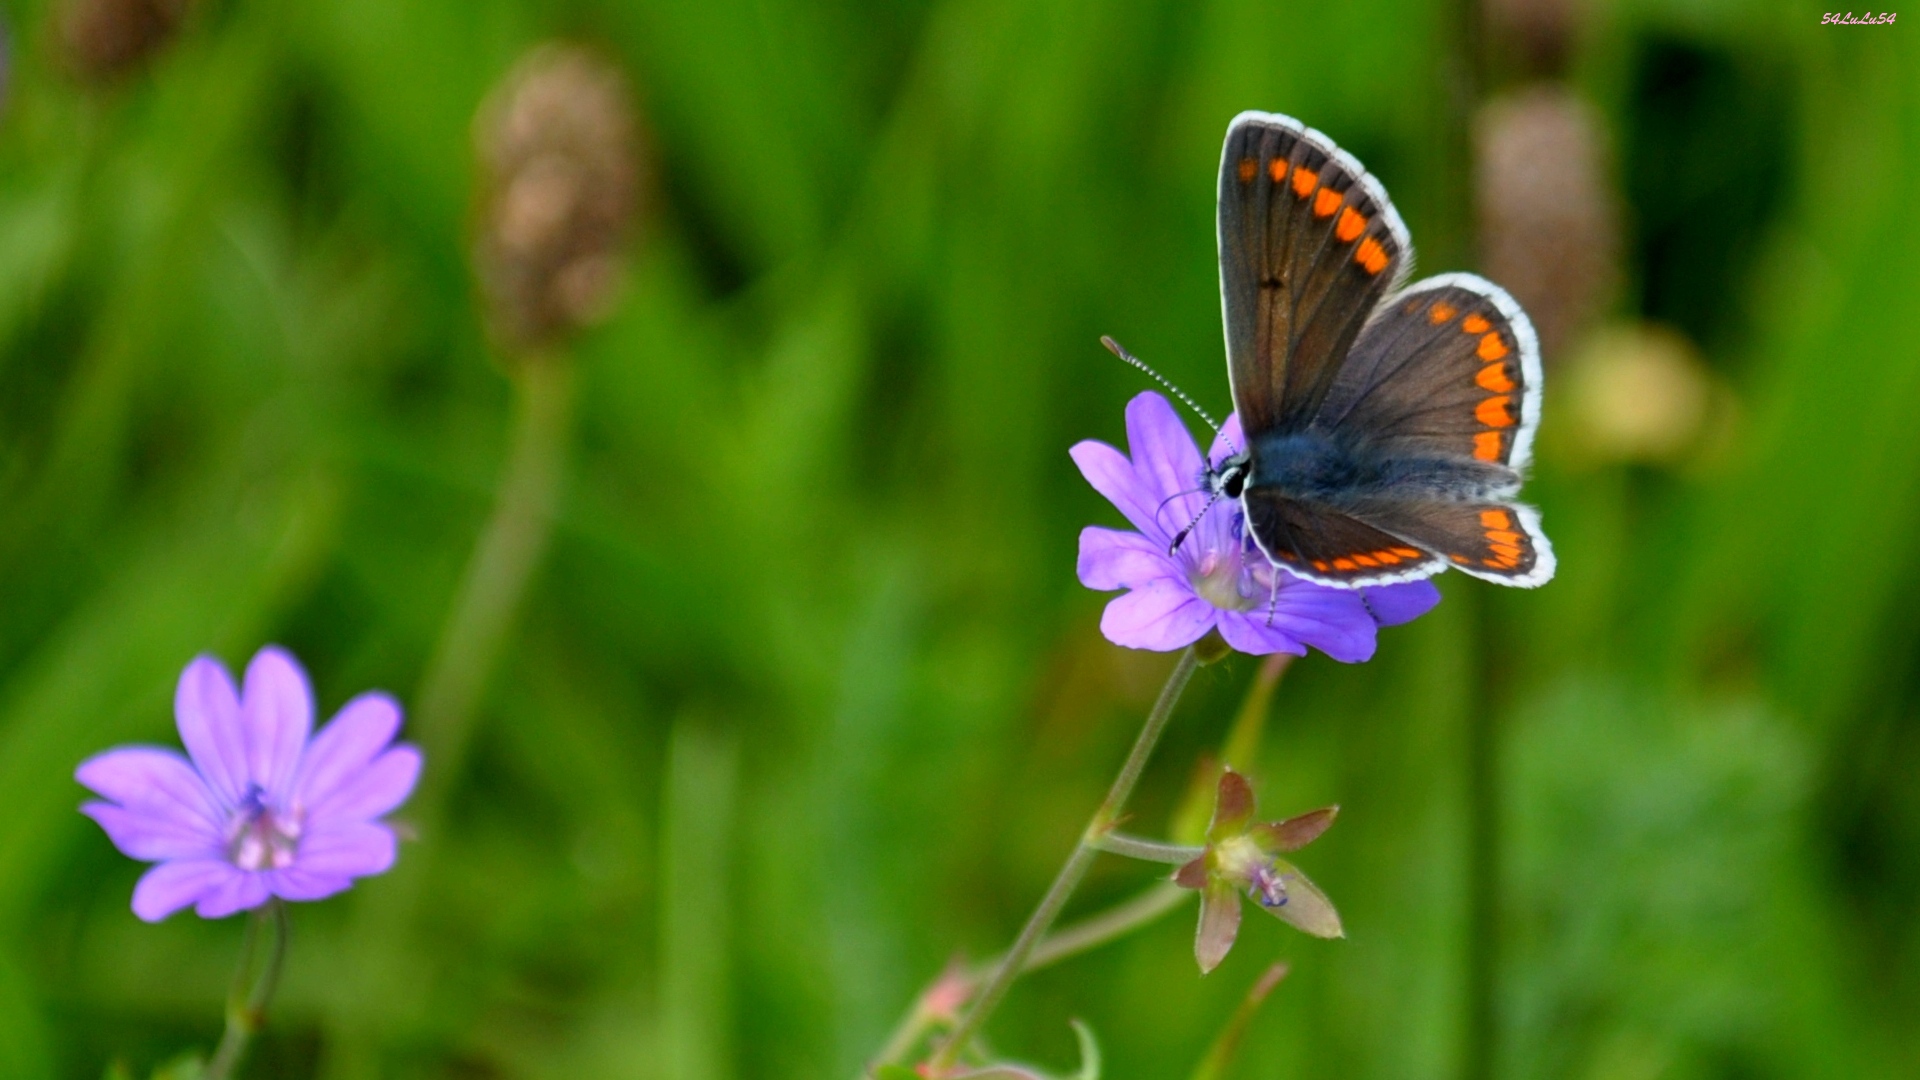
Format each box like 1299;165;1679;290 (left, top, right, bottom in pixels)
663;718;740;1080
1188;962;1289;1080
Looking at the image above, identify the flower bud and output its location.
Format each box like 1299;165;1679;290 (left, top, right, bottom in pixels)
472;44;640;351
56;0;191;81
1475;85;1619;363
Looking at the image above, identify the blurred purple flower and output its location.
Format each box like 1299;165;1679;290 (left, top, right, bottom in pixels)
77;647;421;922
1073;392;1439;659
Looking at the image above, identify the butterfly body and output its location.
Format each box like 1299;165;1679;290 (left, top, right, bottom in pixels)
1209;112;1555;589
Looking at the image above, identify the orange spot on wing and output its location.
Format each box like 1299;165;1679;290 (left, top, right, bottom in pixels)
1483;556;1518;569
1238;157;1258;183
1276;550;1298;561
1312;559;1330;572
1479;509;1513;530
1332;557;1358;571
1476;395;1516;427
1314;187;1343;217
1451;554;1471;564
1462;314;1491;334
1267;158;1286;183
1391;546;1423;559
1374;550;1401;564
1478;333;1510;361
1355;237;1389;274
1473;430;1503;461
1486;530;1522;545
1488;542;1522;561
1476;364;1515;392
1337;206;1367;242
1428;301;1456;324
1351;554;1380;568
1292;166;1319;197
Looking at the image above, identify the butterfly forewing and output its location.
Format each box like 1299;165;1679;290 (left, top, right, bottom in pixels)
1218;113;1412;436
1313;274;1543;475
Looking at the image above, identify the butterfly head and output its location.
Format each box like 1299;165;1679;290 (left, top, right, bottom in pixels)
1207;451;1250;500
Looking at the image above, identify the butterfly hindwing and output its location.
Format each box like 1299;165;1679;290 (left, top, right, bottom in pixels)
1345;497;1555;586
1241;488;1446;585
1218;112;1413;438
1311;273;1543;475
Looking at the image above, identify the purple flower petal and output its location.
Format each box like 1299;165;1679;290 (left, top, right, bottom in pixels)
1070;439;1168;542
194;871;272;919
1098;578;1216;652
1123;391;1207;512
240;647;313;801
1362;580;1443;626
1071;392;1213;545
1213;611;1313;658
309;747;421;824
295;821;397;877
174;656;248;807
293;692;403;812
81;802;221;862
268;869;354;903
1207;414;1246;466
1257;581;1386;663
1077;527;1175;591
75;747;222;833
131;859;238;923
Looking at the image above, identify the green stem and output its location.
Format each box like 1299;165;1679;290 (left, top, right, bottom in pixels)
928;645;1200;1070
319;353;575;1078
206;899;289;1080
1091;833;1205;864
863;882;1193;1078
1015;881;1188;974
414;353;576;803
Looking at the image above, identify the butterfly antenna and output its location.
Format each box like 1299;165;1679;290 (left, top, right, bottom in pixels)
1166;489;1226;555
1101;336;1230;442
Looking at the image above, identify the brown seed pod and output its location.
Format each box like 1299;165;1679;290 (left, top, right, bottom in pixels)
57;0;193;81
1475;84;1620;364
472;44;640;352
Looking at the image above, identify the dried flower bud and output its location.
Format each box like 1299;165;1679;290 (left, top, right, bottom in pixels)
56;0;191;81
1561;322;1717;465
1476;85;1619;363
473;44;640;351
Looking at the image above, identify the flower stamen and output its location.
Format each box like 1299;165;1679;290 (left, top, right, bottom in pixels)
226;785;301;872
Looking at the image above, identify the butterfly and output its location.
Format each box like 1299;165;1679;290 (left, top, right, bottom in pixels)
1199;111;1555;589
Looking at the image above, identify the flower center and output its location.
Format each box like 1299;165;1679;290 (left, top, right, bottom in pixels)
1191;551;1254;612
1212;835;1289;907
1246;863;1289;908
226;786;302;871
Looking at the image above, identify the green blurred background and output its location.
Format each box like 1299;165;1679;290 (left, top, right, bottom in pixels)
0;0;1916;1076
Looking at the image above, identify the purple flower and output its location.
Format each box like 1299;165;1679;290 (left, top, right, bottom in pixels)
77;647;421;922
1073;392;1440;660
